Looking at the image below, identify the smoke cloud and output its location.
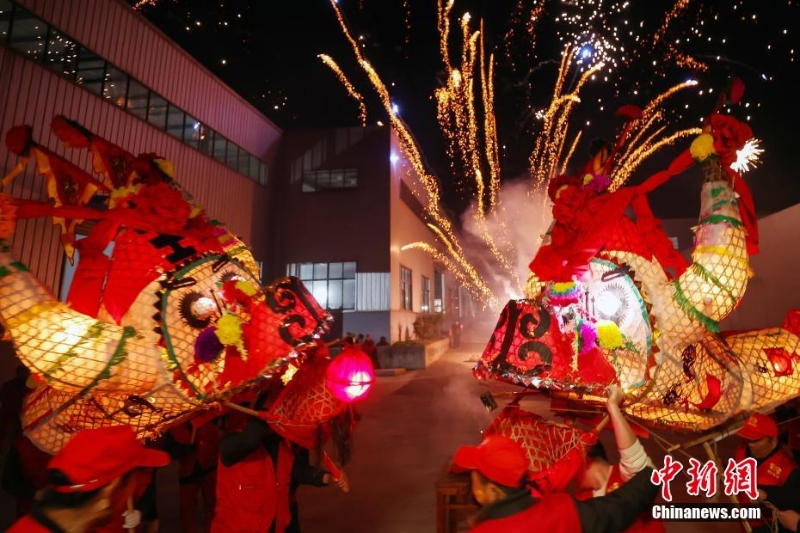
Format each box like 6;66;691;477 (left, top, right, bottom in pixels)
460;178;553;303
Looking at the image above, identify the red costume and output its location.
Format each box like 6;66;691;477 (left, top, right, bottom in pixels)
211;415;295;533
170;418;221;533
734;413;798;531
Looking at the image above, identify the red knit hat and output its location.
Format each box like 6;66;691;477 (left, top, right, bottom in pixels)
737;413;778;441
48;426;169;493
452;435;529;487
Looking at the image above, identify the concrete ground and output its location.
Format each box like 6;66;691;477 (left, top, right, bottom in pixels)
0;323;750;532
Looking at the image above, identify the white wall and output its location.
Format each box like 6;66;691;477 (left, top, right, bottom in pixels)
720;203;800;330
388;131;443;342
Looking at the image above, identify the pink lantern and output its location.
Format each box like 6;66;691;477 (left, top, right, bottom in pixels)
326;344;376;402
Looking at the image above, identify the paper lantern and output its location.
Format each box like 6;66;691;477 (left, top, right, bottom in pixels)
325;344;375;402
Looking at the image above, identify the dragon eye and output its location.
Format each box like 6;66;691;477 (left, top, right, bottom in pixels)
180;291;217;329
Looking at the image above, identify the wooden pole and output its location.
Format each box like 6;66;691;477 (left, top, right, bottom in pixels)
701;441;752;533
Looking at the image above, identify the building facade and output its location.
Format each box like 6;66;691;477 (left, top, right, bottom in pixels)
271;126;466;343
0;0;280;380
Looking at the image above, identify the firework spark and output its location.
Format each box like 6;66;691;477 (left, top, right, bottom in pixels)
731;139;764;174
318;54;368;126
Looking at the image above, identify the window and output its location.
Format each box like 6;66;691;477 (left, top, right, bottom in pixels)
75;46;105;94
258;162;268;185
165;103;185;140
226;143;239;170
434;270;444;313
103;65;128;108
421;276;431;312
401;266;412;311
7;6;46;61
248;155;260;181
213;134;227;163
147;93;168;129
43;29;77;77
183;115;201;148
302;169;358;192
0;1;12;41
286;261;357;310
238;149;250;177
126;79;148;119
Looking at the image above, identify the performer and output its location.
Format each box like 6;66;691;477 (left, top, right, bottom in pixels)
453;435;657;532
573;386;664;532
735;413;798;532
211;386;346;533
6;426;169;533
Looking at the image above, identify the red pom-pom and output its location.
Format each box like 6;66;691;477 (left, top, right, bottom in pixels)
729;77;745;105
51;115;90;148
5;125;33;156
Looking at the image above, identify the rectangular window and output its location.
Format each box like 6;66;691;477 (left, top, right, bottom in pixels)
433;270;444;313
302;169;358;192
8;6;47;61
401;266;413;311
183;114;201;147
259;162;268;185
43;29;77;77
165;103;185;140
0;1;12;42
285;262;356;310
75;46;105;95
147;93;168;129
421;275;431;312
102;65;127;107
213;134;227;163
226;143;239;170
126;79;148;119
238;149;250;176
248;156;260;181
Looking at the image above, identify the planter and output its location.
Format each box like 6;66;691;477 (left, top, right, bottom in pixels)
376;338;450;370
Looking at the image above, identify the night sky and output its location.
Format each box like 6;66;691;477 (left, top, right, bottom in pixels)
130;0;800;220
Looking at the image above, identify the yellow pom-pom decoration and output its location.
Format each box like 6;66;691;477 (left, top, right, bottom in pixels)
235;280;258;297
596;320;625;350
552;281;577;293
582;174;594;185
690;133;716;162
215;313;243;346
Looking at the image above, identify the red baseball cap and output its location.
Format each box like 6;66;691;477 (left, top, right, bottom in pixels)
48;426;169;493
452;435;529;488
737;413;778;441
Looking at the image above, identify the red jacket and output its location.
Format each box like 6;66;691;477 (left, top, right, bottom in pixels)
734;443;797;530
575;465;665;533
7;506;65;533
470;493;581;533
7;515;55;532
211;437;294;533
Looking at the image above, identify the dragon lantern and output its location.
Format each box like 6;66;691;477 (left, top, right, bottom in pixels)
476;98;800;433
0;116;335;453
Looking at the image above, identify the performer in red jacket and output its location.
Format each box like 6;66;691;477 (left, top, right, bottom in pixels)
734;413;798;532
573;386;664;533
453;434;658;533
6;426;169;533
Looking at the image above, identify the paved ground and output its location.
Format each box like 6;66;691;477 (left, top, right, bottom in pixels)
0;322;752;532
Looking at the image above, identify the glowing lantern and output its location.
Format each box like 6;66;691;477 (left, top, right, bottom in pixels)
326;344;376;402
